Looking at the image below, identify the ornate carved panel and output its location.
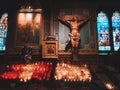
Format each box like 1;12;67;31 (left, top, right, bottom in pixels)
42;40;58;58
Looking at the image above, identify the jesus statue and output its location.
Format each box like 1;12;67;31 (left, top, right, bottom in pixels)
58;15;89;61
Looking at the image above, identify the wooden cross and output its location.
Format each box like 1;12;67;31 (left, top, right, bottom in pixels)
58;15;89;61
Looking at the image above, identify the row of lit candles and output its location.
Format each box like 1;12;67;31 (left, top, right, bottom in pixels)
0;62;92;83
54;62;92;82
0;61;53;82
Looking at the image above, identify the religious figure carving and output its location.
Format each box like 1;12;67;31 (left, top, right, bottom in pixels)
58;15;89;48
66;30;80;48
58;15;89;61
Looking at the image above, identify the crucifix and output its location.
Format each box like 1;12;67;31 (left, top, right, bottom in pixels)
58;15;89;61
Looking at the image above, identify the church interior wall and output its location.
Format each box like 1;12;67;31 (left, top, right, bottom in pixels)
0;0;120;69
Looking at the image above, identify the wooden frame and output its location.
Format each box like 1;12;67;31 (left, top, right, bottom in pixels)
42;40;58;58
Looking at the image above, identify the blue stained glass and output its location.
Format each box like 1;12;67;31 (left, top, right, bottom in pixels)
0;38;5;50
112;11;120;51
97;11;111;51
0;13;8;51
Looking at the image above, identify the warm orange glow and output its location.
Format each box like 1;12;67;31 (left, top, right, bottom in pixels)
16;11;42;43
54;62;91;82
34;14;41;25
18;13;26;25
19;63;36;82
17;13;33;26
26;13;33;23
105;82;115;90
0;61;53;82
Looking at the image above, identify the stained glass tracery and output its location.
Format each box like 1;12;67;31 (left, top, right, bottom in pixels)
0;13;8;51
112;11;120;51
97;11;110;51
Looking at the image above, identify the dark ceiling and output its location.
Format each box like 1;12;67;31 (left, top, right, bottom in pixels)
0;0;120;12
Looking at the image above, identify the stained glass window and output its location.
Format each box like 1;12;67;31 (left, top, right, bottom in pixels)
97;11;111;51
0;13;8;51
112;11;120;51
